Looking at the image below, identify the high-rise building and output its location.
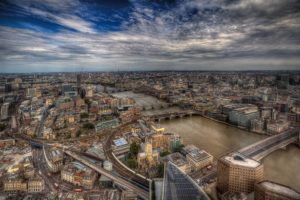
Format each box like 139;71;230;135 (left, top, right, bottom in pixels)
162;161;210;200
254;181;300;200
217;153;264;195
77;74;81;90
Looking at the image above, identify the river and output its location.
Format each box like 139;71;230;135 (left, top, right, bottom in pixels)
161;116;300;191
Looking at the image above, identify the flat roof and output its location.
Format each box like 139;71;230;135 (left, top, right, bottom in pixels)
113;138;128;147
168;152;188;167
224;153;261;168
188;149;211;162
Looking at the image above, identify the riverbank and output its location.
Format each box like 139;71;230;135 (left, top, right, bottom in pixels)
161;116;300;191
194;113;267;136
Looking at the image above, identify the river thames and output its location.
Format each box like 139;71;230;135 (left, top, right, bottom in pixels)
161;116;300;191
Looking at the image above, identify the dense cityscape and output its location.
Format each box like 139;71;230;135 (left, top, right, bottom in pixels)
1;0;300;199
0;71;299;200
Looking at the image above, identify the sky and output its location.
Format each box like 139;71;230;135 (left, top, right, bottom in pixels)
0;0;300;72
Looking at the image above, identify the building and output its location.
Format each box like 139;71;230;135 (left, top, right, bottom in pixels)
184;145;213;171
150;133;169;151
229;105;259;129
1;102;10;120
42;127;56;140
3;178;27;192
27;177;45;193
137;142;160;176
119;107;141;123
251;119;265;134
254;181;300;200
166;152;191;173
0;139;15;148
86;143;106;160
44;147;64;173
121;190;138;200
99;175;113;188
168;133;183;152
95;119;119;132
288;112;300;125
61;161;97;189
162;162;210;200
221;192;247;200
112;138;130;155
217;153;264;195
266;120;290;135
77;74;81;90
27;88;36;98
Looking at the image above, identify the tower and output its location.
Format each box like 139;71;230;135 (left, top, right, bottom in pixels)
77;74;81;89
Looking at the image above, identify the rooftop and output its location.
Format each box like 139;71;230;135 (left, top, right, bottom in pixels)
224;153;261;168
167;153;188;167
185;146;212;162
113;138;128;147
258;181;300;199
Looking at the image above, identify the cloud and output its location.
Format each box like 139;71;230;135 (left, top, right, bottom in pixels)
0;0;299;72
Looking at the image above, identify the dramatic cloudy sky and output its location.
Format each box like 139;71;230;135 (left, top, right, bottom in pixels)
0;0;299;72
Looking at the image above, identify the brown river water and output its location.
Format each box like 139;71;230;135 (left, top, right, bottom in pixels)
161;116;300;191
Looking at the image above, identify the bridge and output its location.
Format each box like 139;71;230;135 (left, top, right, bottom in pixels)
146;111;196;122
198;128;300;184
64;150;149;200
238;128;300;160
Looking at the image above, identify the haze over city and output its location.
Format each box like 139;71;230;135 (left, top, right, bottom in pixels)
0;0;300;73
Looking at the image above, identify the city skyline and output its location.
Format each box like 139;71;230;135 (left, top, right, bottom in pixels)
1;0;300;73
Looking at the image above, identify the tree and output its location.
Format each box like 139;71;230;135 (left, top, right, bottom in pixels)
127;159;137;169
76;129;82;137
130;141;140;156
80;112;89;119
84;98;91;107
172;144;184;153
0;123;6;132
160;151;170;157
158;163;165;178
83;123;95;129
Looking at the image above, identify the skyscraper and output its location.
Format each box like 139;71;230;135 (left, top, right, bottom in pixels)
162;161;210;200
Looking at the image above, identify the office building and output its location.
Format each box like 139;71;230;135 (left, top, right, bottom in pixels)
184;145;213;171
254;181;300;200
217;153;264;195
162;162;210;200
166;152;191;173
229;105;259;129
